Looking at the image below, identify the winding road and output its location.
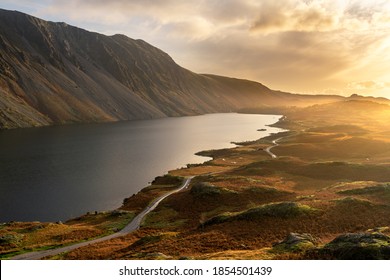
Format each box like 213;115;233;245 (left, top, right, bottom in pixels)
12;135;282;260
11;176;194;260
264;137;284;159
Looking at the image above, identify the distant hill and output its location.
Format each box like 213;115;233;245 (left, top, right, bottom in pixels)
0;9;382;129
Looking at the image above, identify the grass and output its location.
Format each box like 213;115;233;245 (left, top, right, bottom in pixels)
0;244;61;260
336;183;390;203
6;99;390;260
190;182;237;197
68;210;136;230
0;211;136;259
332;197;374;207
337;184;390;195
142;207;187;229
203;202;318;226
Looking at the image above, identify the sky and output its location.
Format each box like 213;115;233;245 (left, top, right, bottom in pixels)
1;0;390;98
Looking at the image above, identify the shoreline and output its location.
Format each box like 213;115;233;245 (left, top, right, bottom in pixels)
112;114;289;222
6;121;286;259
1;114;287;259
0;112;282;224
3;99;390;260
10;177;194;260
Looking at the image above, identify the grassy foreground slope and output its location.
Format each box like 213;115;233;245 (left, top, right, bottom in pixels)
2;99;390;259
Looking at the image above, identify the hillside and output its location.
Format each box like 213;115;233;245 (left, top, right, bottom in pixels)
0;9;345;129
2;99;390;259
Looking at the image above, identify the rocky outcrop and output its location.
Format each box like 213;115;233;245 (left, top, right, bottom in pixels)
275;228;390;259
319;231;390;260
273;233;318;252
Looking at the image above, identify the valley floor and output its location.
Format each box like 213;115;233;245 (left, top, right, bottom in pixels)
2;100;390;260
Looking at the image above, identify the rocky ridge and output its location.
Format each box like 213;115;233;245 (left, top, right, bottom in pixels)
0;9;344;129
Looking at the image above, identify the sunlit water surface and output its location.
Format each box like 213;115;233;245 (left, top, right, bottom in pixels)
0;113;283;222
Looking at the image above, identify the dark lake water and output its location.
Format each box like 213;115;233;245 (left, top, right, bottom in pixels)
0;113;283;222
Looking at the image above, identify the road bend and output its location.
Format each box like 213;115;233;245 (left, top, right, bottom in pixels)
11;176;194;260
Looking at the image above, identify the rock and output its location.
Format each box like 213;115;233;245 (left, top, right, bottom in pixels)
179;256;194;260
329;232;390;245
283;233;318;245
240;243;250;250
28;224;45;232
320;232;390;260
110;210;130;217
145;252;172;260
273;233;318;252
367;227;389;233
0;233;24;245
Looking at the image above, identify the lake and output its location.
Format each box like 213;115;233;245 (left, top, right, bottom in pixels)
0;113;283;222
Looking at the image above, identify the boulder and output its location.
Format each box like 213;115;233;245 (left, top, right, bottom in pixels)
145;252;172;260
320;232;390;259
273;232;318;252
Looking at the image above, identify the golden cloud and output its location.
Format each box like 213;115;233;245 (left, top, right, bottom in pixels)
347;81;390;90
24;0;390;97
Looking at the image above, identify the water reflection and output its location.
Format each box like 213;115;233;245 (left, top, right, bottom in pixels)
0;113;283;222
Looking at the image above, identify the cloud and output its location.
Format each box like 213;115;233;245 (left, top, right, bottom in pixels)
178;28;354;93
250;0;390;34
161;18;216;41
37;0;390;40
250;0;338;33
347;81;390;91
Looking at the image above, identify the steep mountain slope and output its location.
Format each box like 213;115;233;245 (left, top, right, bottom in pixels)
0;9;344;129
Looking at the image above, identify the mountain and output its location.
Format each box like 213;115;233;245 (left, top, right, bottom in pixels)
0;9;345;129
